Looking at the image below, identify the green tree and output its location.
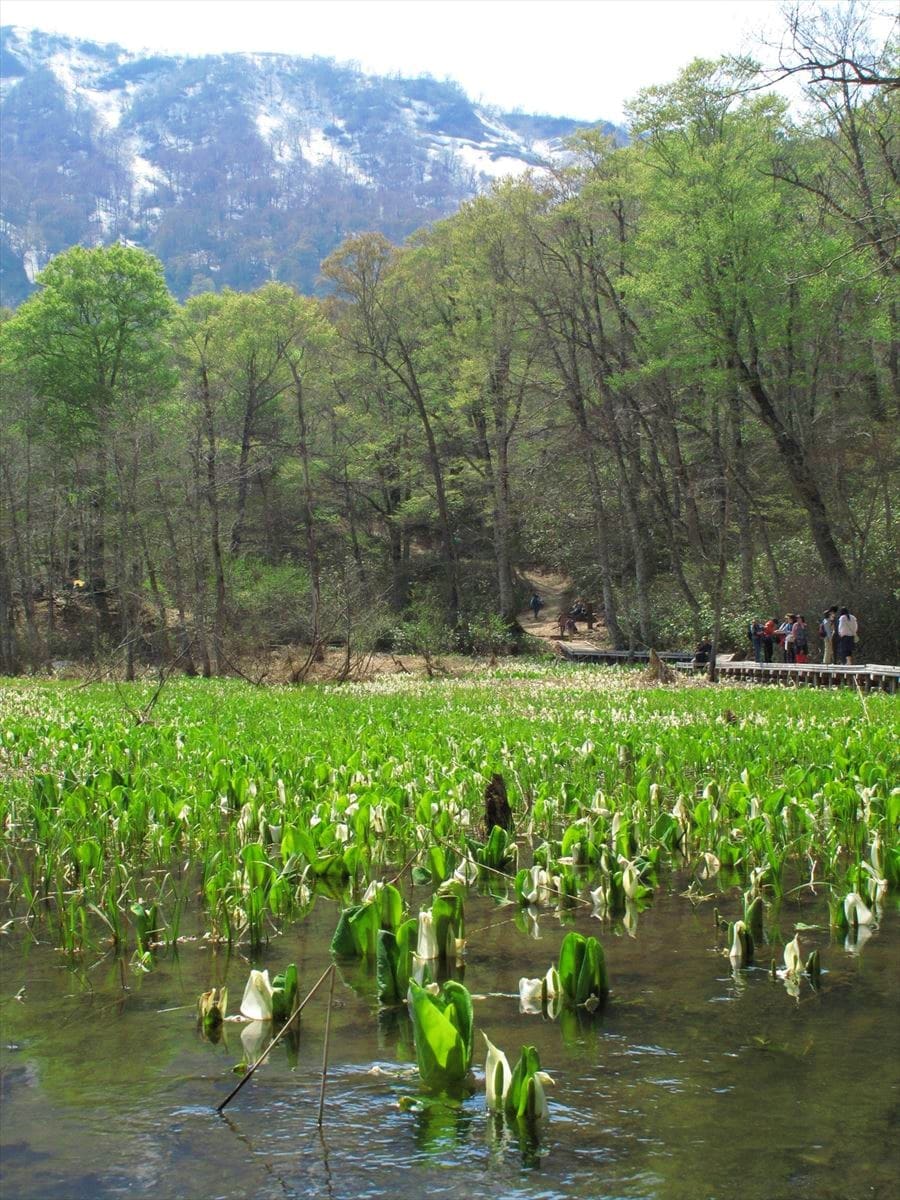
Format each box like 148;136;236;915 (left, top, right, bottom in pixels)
2;244;174;649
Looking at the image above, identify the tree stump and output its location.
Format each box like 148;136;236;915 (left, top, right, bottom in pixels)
643;648;675;684
484;772;513;832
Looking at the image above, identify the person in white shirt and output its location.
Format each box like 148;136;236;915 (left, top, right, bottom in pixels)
837;608;859;665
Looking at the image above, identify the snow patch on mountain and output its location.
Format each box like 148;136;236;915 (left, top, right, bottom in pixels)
0;24;621;305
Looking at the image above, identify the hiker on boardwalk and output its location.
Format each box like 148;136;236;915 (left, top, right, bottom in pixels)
762;617;777;663
837;608;859;664
748;618;764;663
693;638;713;667
779;615;796;663
529;592;544;621
557;610;571;638
819;607;837;664
791;615;809;663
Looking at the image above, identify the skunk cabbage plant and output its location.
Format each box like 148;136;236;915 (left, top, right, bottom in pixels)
843;892;875;928
483;1033;511;1110
270;963;299;1022
330;882;406;960
408;979;474;1091
518;966;561;1015
504;1045;553;1122
198;986;227;1034
469;826;518;873
729;920;754;967
783;934;803;977
483;1036;553;1123
376;921;417;1005
415;883;466;963
241;969;275;1020
743;894;765;943
239;963;298;1022
558;931;609;1009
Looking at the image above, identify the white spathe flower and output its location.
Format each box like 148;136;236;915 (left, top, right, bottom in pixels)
590;885;608;918
869;833;882;875
861;862;888;904
698;852;720;880
529;1070;555;1121
416;910;438;960
783;934;803;977
483;1033;511;1110
518;965;560;1014
237;802;255;843
621;859;640;899
240;968;274;1020
334;822;350;844
362;880;383;903
843;891;875;928
525;865;554;907
518;977;544;1013
729;920;751;966
371;804;386;835
453;856;479;886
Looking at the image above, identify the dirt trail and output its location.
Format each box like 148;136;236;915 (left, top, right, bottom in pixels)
518;571;607;645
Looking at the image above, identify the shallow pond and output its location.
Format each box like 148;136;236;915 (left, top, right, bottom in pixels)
2;875;897;1200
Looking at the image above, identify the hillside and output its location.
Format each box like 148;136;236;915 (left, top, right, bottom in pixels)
0;25;622;304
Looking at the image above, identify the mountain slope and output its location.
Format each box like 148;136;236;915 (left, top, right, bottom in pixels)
0;26;623;304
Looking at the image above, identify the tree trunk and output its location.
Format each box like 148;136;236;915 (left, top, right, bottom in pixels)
290;362;323;658
0;541;20;674
734;353;852;590
200;366;227;673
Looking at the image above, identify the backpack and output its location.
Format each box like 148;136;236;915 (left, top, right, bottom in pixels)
818;621;826;639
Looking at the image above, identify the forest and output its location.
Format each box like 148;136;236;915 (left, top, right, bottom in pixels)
1;15;897;674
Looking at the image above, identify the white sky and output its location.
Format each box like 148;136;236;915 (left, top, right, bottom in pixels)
0;0;868;122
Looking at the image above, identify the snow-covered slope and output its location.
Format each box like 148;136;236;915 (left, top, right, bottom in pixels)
0;26;622;303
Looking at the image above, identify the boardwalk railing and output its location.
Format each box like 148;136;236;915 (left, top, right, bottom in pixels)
557;645;694;666
557;642;899;692
698;660;899;693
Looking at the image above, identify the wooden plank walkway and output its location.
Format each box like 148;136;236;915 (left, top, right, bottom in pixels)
558;643;694;665
557;642;899;692
680;659;899;693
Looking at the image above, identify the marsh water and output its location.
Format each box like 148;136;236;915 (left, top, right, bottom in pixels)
2;878;897;1200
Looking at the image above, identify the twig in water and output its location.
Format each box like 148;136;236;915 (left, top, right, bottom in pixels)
317;965;337;1127
216;962;334;1113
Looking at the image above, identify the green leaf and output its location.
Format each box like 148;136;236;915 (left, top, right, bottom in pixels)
505;1045;541;1118
407;980;472;1090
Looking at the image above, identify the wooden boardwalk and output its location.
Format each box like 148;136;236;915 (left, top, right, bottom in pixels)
558;643;694;665
699;660;899;693
557;642;899;692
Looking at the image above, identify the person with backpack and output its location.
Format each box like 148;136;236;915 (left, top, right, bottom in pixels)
748;619;764;663
529;592;544;622
792;615;809;663
837;608;859;664
819;608;837;664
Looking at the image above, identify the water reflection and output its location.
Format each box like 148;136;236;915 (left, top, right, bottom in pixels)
0;878;896;1200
